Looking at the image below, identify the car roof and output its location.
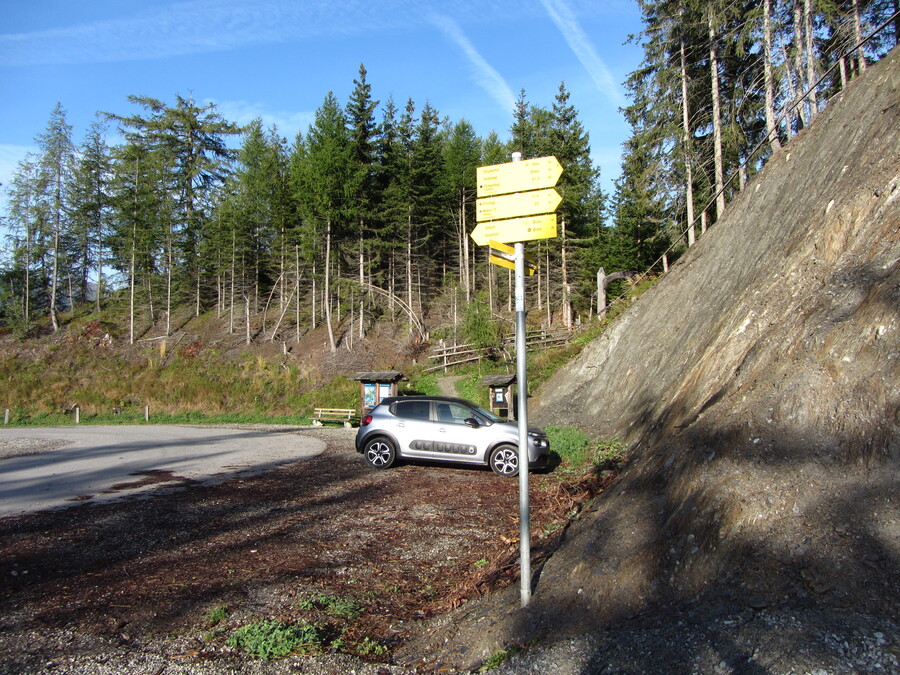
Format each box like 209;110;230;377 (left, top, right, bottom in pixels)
377;395;477;407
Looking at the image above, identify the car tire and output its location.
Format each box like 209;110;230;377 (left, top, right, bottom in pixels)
489;444;518;476
364;437;397;469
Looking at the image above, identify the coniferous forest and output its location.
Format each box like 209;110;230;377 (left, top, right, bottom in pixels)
1;2;896;351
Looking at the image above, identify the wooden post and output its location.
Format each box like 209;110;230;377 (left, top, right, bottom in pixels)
597;267;607;319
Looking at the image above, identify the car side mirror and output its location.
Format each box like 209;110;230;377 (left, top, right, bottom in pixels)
464;418;480;428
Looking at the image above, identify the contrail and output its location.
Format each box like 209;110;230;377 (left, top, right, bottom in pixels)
540;0;625;106
430;14;518;116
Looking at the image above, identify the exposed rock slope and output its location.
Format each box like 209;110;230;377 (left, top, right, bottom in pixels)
402;47;899;673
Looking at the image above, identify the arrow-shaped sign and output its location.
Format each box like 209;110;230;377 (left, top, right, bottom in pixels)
471;214;557;247
489;240;536;275
476;156;563;198
476;188;562;223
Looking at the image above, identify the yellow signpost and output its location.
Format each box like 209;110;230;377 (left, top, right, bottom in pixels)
470;154;564;609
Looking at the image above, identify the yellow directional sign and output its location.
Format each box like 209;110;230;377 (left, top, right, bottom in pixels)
476;188;561;223
476;156;563;198
489;240;535;275
471;214;557;247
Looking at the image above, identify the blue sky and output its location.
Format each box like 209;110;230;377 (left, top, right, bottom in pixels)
0;0;642;209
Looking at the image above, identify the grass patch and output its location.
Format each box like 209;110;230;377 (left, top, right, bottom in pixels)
545;426;628;476
226;620;321;660
545;425;592;469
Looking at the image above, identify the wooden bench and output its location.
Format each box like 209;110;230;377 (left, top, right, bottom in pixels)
311;408;358;428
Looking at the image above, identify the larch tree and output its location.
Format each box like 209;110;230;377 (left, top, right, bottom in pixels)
35;103;76;332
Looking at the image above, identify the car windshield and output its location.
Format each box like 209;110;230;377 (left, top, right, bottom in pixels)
472;404;504;423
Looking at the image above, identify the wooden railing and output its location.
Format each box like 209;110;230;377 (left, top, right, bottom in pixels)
425;329;575;372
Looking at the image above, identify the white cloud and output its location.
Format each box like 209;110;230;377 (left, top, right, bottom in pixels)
0;0;391;66
540;0;625;107
430;14;517;117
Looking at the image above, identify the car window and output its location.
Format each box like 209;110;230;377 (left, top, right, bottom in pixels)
436;402;473;424
395;400;431;420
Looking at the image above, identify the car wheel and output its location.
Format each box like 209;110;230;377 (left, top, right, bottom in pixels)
364;437;397;469
489;444;519;476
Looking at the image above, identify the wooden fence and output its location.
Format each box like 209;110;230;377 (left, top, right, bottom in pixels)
425;328;574;372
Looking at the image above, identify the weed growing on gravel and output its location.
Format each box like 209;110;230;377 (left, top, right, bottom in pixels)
594;439;627;471
298;592;363;620
226;619;320;659
205;605;228;626
357;636;387;656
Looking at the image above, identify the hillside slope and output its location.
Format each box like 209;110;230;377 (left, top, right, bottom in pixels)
401;48;899;672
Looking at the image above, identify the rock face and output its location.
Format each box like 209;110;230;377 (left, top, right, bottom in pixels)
526;44;899;634
534;57;898;460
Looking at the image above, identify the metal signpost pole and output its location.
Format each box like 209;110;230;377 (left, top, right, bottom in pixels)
515;239;532;607
510;151;532;607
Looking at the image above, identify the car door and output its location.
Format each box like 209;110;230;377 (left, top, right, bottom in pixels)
426;401;492;464
389;399;436;457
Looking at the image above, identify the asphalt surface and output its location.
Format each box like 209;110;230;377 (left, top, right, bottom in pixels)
0;425;326;518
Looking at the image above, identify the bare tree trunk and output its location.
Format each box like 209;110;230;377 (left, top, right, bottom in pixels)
764;0;783;152
129;223;136;345
709;12;726;219
406;211;414;321
680;34;696;245
487;248;494;314
245;294;251;345
359;228;364;341
852;0;867;73
324;218;336;353
229;228;235;334
95;202;103;315
537;241;543;311
561;215;572;328
545;248;551;326
24;218;31;328
311;265;317;331
794;1;810;126
49;212;60;333
804;0;818;114
779;39;799;139
295;244;301;343
165;223;172;337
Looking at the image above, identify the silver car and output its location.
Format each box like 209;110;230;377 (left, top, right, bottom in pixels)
354;396;550;476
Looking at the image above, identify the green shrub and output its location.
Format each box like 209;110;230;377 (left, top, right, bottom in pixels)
226;620;320;660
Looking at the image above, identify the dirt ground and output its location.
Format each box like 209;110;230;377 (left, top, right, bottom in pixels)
0;427;611;673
